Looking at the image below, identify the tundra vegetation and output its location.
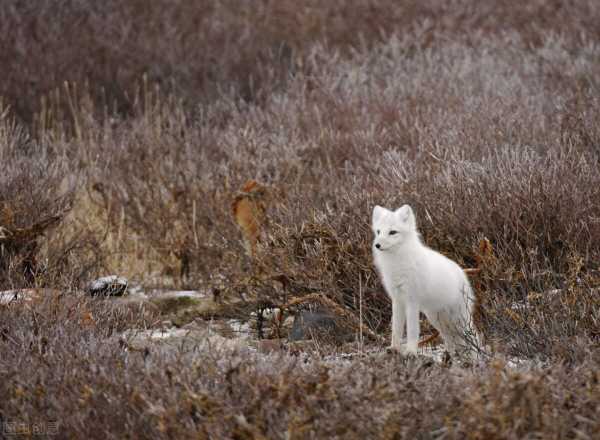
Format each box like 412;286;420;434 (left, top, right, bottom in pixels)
1;1;599;438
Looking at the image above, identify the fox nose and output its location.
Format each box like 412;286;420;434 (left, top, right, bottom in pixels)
375;243;381;249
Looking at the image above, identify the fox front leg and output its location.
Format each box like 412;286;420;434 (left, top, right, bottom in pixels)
391;297;405;349
405;297;420;354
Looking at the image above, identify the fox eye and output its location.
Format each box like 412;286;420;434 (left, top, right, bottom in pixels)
376;230;380;235
389;230;398;235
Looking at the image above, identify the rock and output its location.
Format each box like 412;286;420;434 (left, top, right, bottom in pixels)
282;316;295;329
1;290;24;305
87;276;128;297
262;307;281;321
289;308;339;342
0;288;61;305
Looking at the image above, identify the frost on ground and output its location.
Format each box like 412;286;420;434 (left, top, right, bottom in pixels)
112;287;537;373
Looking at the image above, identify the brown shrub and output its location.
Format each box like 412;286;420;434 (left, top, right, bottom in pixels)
1;2;600;437
1;296;599;439
0;109;74;287
2;0;600;127
57;23;600;356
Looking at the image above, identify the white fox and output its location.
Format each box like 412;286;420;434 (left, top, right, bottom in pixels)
372;205;480;356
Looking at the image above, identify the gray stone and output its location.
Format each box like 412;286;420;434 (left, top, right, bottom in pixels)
87;275;128;297
289;308;339;341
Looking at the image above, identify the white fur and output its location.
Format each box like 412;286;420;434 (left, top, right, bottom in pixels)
372;204;479;356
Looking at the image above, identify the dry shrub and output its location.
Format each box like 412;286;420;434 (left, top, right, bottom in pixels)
383;146;600;359
2;2;600;437
3;0;600;128
446;359;600;439
0;295;457;439
0;109;75;288
81;99;235;286
402;147;600;269
53;23;600;354
0;102;110;290
1;296;598;439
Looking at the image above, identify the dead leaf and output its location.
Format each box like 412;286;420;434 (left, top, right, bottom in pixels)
81;311;95;327
231;180;268;257
504;307;523;325
475;237;494;268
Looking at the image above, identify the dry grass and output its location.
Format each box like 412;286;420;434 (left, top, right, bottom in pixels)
1;1;600;438
1;297;599;439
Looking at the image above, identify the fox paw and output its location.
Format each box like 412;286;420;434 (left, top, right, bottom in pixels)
404;343;418;355
387;343;418;356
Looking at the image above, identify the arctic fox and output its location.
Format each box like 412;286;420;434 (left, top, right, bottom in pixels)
372;205;480;356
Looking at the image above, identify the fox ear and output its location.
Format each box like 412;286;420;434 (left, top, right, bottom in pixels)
395;205;415;226
372;205;387;225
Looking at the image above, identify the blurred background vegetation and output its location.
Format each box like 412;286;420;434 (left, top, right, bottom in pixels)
1;1;600;438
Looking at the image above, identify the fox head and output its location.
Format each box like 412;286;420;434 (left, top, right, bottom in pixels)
372;204;417;251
